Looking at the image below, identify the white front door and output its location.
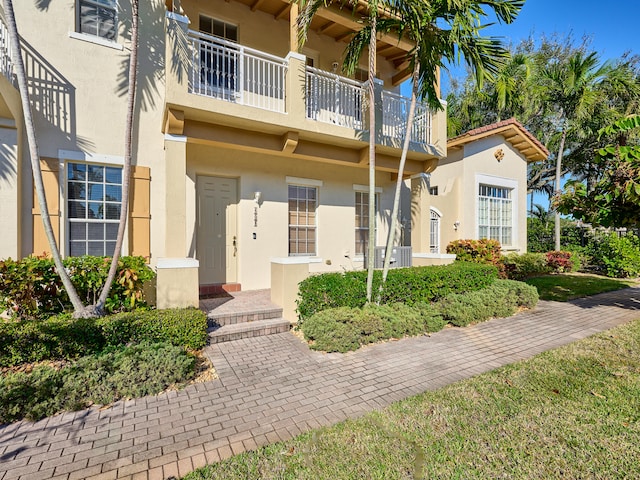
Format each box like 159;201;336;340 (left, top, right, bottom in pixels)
196;176;238;284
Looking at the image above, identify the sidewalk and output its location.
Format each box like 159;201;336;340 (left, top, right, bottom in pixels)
1;287;639;480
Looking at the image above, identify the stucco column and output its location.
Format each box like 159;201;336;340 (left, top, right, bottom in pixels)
285;51;306;121
410;173;430;253
0;122;20;259
431;99;447;157
157;134;199;309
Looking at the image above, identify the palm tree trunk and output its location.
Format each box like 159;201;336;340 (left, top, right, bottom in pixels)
378;60;419;302
554;126;567;251
96;0;139;313
2;0;86;314
365;13;377;304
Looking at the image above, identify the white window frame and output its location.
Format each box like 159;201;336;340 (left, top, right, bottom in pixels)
353;184;382;259
475;174;518;248
58;150;127;257
287;177;322;257
430;207;441;254
76;0;118;43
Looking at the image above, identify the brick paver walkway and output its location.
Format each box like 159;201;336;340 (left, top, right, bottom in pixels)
1;288;639;480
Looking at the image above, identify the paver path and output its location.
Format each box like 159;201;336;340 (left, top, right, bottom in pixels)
2;287;640;480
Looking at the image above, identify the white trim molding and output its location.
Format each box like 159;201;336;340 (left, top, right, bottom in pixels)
271;257;323;265
164;134;188;143
352;183;383;193
68;31;123;50
58;150;124;166
286;176;323;187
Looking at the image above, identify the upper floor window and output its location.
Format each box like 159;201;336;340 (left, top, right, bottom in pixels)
199;16;238;41
67;162;122;256
78;0;117;41
478;184;512;246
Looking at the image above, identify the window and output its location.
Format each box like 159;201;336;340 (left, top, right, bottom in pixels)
78;0;117;41
198;16;238;93
429;186;438;196
289;185;317;256
478;184;512;246
355;191;378;256
67;163;122;256
430;209;440;253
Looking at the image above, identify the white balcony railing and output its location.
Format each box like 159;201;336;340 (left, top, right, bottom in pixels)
0;18;14;83
382;91;432;145
189;30;287;113
305;67;365;130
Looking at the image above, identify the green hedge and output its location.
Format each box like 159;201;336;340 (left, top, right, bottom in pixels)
301;280;538;352
297;262;498;324
0;342;195;422
0;255;155;320
0;309;208;368
503;252;551;280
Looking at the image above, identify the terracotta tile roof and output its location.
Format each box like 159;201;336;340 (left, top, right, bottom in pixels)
448;117;549;161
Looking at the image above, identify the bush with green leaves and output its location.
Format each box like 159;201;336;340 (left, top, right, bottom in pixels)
0;309;208;368
297;262;498;324
0;255;155;320
585;233;640;278
0;342;195;422
503;252;550;280
301;303;442;353
437;280;538;327
446;238;505;276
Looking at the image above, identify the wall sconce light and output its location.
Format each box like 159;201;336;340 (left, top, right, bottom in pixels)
453;220;460;231
331;61;339;73
254;191;262;204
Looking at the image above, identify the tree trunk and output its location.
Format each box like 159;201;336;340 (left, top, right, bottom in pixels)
365;13;377;304
554;126;567;251
96;0;139;314
378;60;419;303
3;0;86;314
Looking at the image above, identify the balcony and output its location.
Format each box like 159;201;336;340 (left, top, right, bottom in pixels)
164;14;446;166
0;19;14;83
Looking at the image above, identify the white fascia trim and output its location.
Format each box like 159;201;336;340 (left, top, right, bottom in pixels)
413;253;456;259
286;176;323;187
353;184;383;193
58;150;124;166
157;258;200;269
166;11;190;24
271;257;323;265
410;172;431;180
68;31;123;50
165;134;188;143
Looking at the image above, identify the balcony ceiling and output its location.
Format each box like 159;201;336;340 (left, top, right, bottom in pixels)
232;0;413;77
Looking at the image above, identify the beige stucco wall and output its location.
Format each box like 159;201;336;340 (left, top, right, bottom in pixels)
12;0;167;259
185;143;396;290
427;134;529;253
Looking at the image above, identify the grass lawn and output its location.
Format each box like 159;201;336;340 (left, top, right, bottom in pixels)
525;273;636;301
184;318;640;480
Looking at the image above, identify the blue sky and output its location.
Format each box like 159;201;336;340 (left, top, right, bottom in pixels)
439;0;640;95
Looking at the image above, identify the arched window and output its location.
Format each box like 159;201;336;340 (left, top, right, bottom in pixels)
430;209;440;253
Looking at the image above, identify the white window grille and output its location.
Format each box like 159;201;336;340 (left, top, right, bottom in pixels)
67;162;122;256
430;209;440;253
355;191;379;256
288;185;317;256
478;184;513;246
78;0;117;41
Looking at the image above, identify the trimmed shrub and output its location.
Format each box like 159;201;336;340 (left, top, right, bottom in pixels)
545;251;574;273
0;342;195;422
98;308;208;350
437;280;538;327
585;233;640;278
0;255;155;320
413;302;447;333
446;239;505;277
297;262;498;324
301;308;361;353
503;252;550;280
0;309;208;368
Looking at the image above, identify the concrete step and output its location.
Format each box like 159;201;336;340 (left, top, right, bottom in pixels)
208;318;292;344
207;306;283;328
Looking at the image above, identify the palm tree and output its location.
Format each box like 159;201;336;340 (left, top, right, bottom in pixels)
345;0;524;298
539;51;610;251
3;0;140;317
2;0;86;315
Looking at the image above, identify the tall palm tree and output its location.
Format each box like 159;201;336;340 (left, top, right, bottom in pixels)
2;0;86;315
344;0;524;297
539;51;610;251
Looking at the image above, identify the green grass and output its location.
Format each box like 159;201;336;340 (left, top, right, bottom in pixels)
184;318;640;480
525;273;635;301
